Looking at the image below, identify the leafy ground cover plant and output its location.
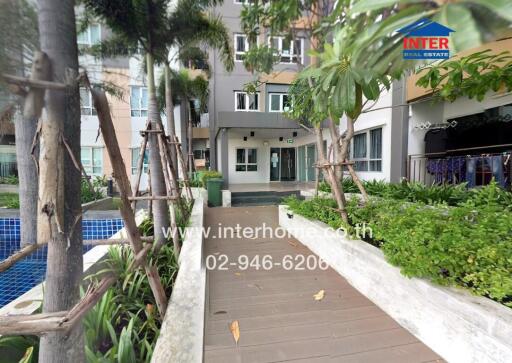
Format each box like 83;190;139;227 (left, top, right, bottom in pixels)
285;182;512;307
0;192;20;208
0;175;19;185
318;178;502;206
199;170;222;189
81;177;107;204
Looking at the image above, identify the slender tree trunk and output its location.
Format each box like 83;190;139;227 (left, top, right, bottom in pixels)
17;52;50;247
315;125;348;223
37;0;84;361
328;118;342;179
164;63;178;178
187;110;194;176
146;53;170;247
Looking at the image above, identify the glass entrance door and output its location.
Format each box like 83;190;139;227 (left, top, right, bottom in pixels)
270;148;280;181
280;148;296;181
306;144;316;181
298;146;306;181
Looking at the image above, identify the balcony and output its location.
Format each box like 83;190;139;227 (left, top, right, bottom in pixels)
217;111;300;129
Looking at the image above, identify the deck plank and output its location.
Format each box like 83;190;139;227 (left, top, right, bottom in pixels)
203;206;444;362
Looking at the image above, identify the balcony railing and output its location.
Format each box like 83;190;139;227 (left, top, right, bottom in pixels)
408;150;511;188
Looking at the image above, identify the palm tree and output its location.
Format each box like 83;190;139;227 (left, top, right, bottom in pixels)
159;68;209;173
163;0;233;175
82;0;175;248
82;0;233;248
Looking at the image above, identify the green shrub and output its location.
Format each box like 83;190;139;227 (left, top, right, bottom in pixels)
200;170;222;188
0;193;19;209
316;178;510;207
0;175;19;185
81;177;106;204
285;182;512;307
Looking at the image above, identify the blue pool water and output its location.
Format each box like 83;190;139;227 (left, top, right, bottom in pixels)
0;218;124;308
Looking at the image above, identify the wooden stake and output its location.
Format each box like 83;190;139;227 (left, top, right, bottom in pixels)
173;136;193;201
1;73;67;90
90;87;168;317
132;124;149;210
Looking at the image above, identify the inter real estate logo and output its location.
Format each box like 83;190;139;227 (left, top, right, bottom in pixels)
397;18;455;60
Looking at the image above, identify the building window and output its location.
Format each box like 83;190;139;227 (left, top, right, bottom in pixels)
269;36;304;64
81;147;103;175
235;92;259;112
351;127;382;172
235;34;249;62
194;150;206;159
80;87;97;115
131;148;149;174
130;86;148;117
236;148;257;171
269;93;291;112
77;24;101;47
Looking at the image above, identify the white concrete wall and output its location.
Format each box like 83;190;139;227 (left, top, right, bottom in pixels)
227;131;330;184
340;87;393;182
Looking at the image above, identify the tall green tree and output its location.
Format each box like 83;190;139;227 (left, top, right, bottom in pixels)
82;0;174;248
163;0;233;175
244;0;512;222
83;0;233;248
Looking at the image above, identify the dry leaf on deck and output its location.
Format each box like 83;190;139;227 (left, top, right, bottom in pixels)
313;289;325;301
230;320;240;344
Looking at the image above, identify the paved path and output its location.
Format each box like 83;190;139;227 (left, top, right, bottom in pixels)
203;206;444;363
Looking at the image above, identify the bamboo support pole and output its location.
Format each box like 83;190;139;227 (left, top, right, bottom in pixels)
156;130;180;254
132;124;149;210
173;136;193;201
1;73;68;90
90;87;168;317
0;244;41;273
0;236;154;272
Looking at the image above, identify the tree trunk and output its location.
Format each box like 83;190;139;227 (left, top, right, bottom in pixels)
314;125;348;223
16;51;50;247
328;119;342;180
164;63;178;179
37;0;84;361
146;53;171;247
187;104;194;176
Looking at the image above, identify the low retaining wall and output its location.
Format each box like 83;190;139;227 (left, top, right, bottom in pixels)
81;197;114;211
152;197;205;363
279;205;512;363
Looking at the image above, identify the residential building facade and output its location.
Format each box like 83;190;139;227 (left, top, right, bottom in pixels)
406;37;512;188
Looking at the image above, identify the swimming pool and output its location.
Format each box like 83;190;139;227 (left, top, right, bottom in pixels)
0;218;124;308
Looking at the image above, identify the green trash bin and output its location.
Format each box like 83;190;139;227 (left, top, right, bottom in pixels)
207;178;223;207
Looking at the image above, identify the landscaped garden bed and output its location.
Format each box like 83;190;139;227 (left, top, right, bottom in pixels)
0;195;204;363
280;181;512;362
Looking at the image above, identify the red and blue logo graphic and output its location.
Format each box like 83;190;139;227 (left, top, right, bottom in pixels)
397;18;454;60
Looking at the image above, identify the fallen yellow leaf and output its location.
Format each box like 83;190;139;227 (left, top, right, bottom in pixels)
313;289;325;301
234;272;241;276
229;320;240;344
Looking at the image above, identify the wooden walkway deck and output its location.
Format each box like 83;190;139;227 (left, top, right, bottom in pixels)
203;206;444;363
